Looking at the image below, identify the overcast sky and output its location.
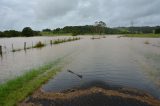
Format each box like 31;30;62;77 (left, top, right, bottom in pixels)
0;0;160;31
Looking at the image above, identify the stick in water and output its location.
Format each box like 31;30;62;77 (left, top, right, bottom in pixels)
67;69;83;79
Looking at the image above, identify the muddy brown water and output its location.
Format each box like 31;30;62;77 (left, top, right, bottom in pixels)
0;35;160;100
42;36;160;99
0;36;80;83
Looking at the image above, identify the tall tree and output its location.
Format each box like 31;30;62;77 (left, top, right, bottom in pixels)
94;21;107;35
22;27;34;37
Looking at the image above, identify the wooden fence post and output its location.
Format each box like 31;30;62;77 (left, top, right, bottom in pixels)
0;45;2;55
24;42;26;50
12;44;14;51
50;40;52;45
32;42;33;48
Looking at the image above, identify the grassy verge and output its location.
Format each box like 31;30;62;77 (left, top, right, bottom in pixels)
124;34;160;38
41;32;72;36
0;58;64;106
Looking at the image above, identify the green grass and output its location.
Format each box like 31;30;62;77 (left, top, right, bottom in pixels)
124;34;160;38
0;58;64;106
41;31;72;36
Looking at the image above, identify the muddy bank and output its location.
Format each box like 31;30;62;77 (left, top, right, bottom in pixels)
20;87;160;106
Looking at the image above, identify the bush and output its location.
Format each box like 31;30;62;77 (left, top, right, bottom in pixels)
72;31;79;36
22;27;34;37
34;41;45;48
144;41;150;44
33;31;42;36
1;30;21;37
155;28;160;34
0;31;5;37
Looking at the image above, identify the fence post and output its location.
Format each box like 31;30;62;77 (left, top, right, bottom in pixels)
24;42;26;50
12;44;14;51
32;42;33;48
50;40;52;45
0;45;2;55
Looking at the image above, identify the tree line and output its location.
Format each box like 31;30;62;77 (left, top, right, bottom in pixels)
0;27;41;37
48;21;107;36
43;21;123;35
116;26;160;34
43;22;160;35
1;21;160;38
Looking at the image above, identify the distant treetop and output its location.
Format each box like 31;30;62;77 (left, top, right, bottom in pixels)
94;21;107;27
22;27;34;37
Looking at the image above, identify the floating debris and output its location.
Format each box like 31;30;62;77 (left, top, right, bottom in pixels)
67;69;83;79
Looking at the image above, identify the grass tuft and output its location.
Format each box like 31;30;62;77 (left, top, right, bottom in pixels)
144;41;150;44
33;41;45;48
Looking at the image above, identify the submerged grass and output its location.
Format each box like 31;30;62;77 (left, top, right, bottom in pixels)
124;34;160;38
0;58;64;106
144;40;150;44
12;48;23;52
11;37;80;53
41;32;72;36
53;37;81;44
11;41;46;52
33;41;45;48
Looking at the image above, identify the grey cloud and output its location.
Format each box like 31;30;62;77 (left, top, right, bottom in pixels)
34;0;79;20
0;0;160;30
0;0;36;30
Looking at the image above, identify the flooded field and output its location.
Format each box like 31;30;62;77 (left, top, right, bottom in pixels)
0;36;81;83
0;35;160;99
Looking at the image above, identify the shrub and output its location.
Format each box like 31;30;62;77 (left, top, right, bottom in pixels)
144;41;150;44
34;41;45;48
155;28;160;34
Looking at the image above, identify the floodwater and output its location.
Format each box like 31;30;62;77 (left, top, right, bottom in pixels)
0;35;160;99
42;36;160;99
0;36;81;83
